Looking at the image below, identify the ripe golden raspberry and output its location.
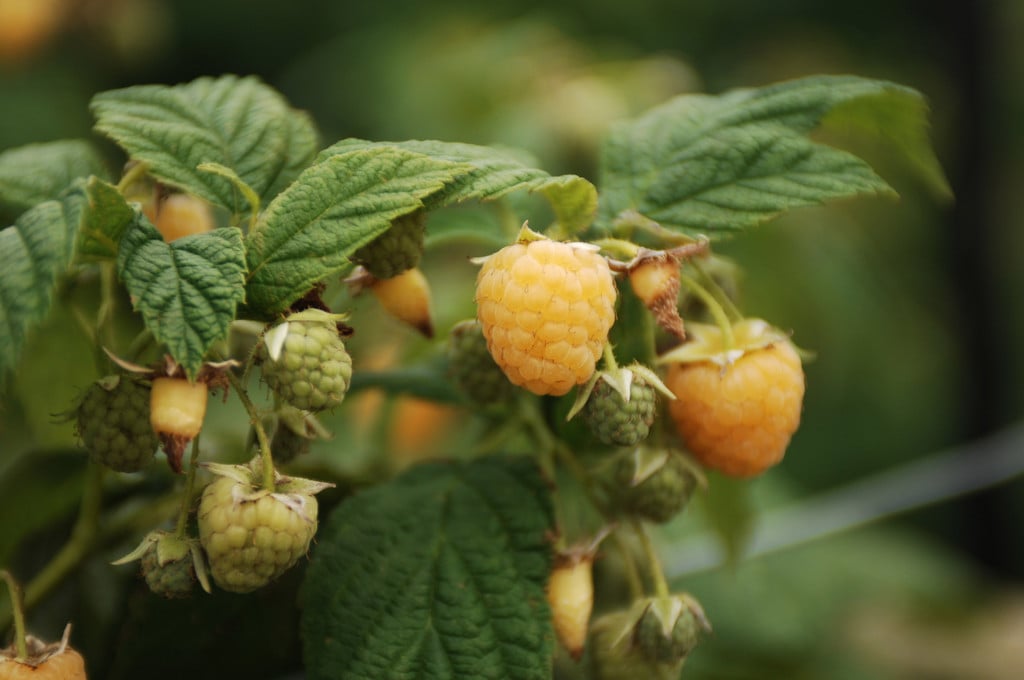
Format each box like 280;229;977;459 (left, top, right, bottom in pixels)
475;237;616;396
665;335;804;477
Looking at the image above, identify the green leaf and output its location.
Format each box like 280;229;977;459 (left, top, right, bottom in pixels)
117;220;247;378
597;75;947;237
320;139;597;230
0;200;79;378
302;456;555;680
91;74;319;213
818;88;952;200
0;140;110;212
71;176;137;261
533;175;598;237
244;148;468;316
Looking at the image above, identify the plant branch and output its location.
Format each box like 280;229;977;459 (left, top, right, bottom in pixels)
0;570;28;660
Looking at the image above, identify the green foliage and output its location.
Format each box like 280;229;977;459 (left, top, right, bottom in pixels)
302;456;555;680
244;147;466;316
597;75;946;236
321;139;598;232
72;177;137;262
0;198;80;378
117;219;247;378
0;67;956;680
0;140;109;213
90;75;318;214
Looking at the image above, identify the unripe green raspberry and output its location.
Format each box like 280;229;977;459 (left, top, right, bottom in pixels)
112;530;210;598
258;312;353;412
588;611;679;680
76;375;158;473
604;448;699;523
447;320;516;406
582;374;657;446
197;462;332;593
141;542;196;598
634;595;710;665
353;210;426;279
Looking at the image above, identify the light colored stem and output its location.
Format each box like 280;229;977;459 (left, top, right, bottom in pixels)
225;370;275;490
611;533;645;601
633;520;670;598
174;433;201;538
0;571;28;660
679;273;735;349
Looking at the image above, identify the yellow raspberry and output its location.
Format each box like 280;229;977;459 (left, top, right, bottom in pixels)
665;341;804;477
475;239;616;396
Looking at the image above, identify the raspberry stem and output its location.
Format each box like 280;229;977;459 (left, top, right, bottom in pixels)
691;259;744;323
633;520;671;599
224;369;276;491
678;273;736;350
174;433;201;539
0;570;28;661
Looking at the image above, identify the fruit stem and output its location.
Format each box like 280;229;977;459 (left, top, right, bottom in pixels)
602;343;620;373
611;533;646;601
174;433;201;539
632;520;670;598
611;210;696;246
691;259;744;323
0;570;28;661
224;369;275;491
678;273;735;350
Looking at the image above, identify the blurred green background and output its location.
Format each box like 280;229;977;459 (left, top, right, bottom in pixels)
2;0;1023;678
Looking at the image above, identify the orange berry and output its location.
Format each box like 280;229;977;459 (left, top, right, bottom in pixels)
151;193;215;242
370;267;434;338
475;239;616;396
665;341;804;477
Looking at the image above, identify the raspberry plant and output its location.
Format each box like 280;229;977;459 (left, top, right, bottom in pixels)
0;73;948;678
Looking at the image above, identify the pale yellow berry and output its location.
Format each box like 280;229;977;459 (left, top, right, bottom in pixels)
475;240;616;396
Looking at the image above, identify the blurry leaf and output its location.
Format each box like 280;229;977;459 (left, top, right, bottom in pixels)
349;352;463;404
320;139;596;230
698;473;755;567
596;75;944;237
534;175;598;236
0;200;79;379
91;75;318;213
818;89;952;200
117;220;246;379
71;177;137;262
0;140;110;213
244;148;467;316
0;450;86;565
302;456;554;680
12;300;98;448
